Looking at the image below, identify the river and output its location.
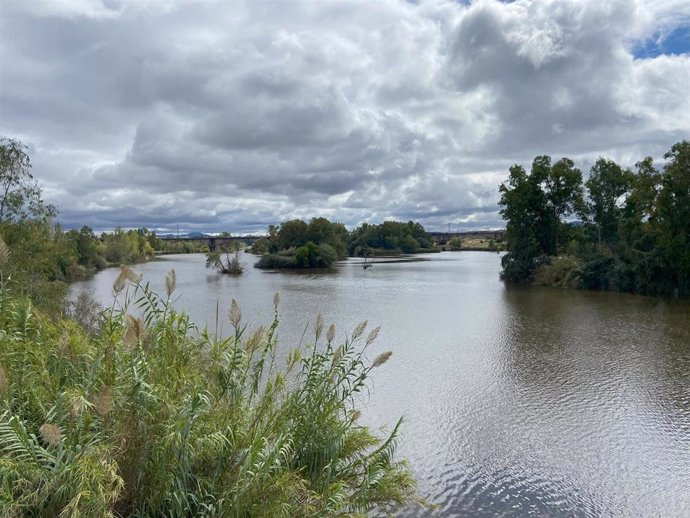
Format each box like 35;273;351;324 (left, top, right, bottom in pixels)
71;251;690;517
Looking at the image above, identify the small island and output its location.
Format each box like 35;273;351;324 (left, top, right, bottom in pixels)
249;218;439;269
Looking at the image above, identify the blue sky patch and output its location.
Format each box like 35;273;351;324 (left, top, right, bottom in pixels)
634;24;690;59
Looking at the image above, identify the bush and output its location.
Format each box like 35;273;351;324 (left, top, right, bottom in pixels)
249;236;271;255
255;253;298;269
0;272;420;516
532;255;581;288
447;237;463;251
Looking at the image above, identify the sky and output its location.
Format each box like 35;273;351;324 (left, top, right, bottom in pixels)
1;0;689;234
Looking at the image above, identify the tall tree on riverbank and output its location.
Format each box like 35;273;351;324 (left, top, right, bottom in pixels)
0;138;56;223
499;140;690;298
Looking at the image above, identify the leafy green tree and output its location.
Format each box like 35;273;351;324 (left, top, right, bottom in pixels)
585;158;632;245
348;220;433;255
547;157;584;250
249;236;271;255
206;240;244;274
656;141;690;296
0;138;56;223
499;164;548;281
276;219;309;249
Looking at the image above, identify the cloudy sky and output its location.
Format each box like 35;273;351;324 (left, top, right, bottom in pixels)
1;0;688;234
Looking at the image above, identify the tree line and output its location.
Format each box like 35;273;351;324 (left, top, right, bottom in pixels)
499;140;690;297
249;218;436;269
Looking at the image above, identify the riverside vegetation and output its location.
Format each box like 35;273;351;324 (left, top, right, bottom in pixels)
499;140;690;298
0;269;419;516
251;219;437;270
0;137;421;515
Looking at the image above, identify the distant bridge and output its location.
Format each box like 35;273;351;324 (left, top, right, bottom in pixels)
427;230;504;245
161;235;262;251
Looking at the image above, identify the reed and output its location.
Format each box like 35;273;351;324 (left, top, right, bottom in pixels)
0;271;419;517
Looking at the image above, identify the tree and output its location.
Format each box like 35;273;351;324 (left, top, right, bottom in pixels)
276;219;309;249
0;138;56;223
499;164;548;281
546;157;584;251
206;240;244;274
656;140;690;296
585;158;632;245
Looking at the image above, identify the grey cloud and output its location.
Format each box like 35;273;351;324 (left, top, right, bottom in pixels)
1;0;688;233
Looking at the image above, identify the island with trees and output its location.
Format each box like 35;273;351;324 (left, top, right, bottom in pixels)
250;218;438;270
498;140;689;298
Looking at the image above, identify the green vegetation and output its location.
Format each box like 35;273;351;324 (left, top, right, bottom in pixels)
206;241;245;275
499;140;690;297
0;137;420;515
252;219;438;269
348;221;433;256
254;218;348;269
446;237;463;251
157;239;209;254
0;270;419;516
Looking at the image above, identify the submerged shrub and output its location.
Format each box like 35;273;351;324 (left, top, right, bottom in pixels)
532;255;581;288
0;273;420;517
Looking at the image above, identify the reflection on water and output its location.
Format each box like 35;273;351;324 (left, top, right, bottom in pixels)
72;252;690;517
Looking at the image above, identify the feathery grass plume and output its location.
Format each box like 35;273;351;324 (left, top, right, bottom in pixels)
39;423;62;447
286;348;302;373
352;320;367;339
273;291;280;310
70;394;93;417
0;235;10;267
326;323;335;343
92;386;114;417
0;365;6;394
372;351;393;368
229;299;242;329
245;325;264;355
313;313;324;342
0;280;421;516
123;314;147;347
331;344;344;369
366;326;381;346
112;265;140;294
165;268;177;298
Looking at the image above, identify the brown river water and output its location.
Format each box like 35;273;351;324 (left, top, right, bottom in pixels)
72;251;690;517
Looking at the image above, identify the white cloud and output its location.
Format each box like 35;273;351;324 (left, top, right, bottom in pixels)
0;0;688;233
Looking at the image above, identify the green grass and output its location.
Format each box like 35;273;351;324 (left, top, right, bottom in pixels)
0;267;420;517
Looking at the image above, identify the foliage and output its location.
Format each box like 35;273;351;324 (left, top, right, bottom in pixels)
499;140;690;297
157;239;209;254
532;256;581;288
255;253;299;269
249;236;271;255
447;237;463;251
101;228;156;265
348;221;433;256
206;241;245;275
255;218;349;269
0;138;56;224
0;272;420;516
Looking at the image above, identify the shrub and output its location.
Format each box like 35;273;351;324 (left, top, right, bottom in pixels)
0;271;420;516
447;238;463;251
532;255;581;288
255;253;298;269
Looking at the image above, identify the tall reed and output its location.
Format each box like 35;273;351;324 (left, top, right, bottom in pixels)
0;269;419;517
